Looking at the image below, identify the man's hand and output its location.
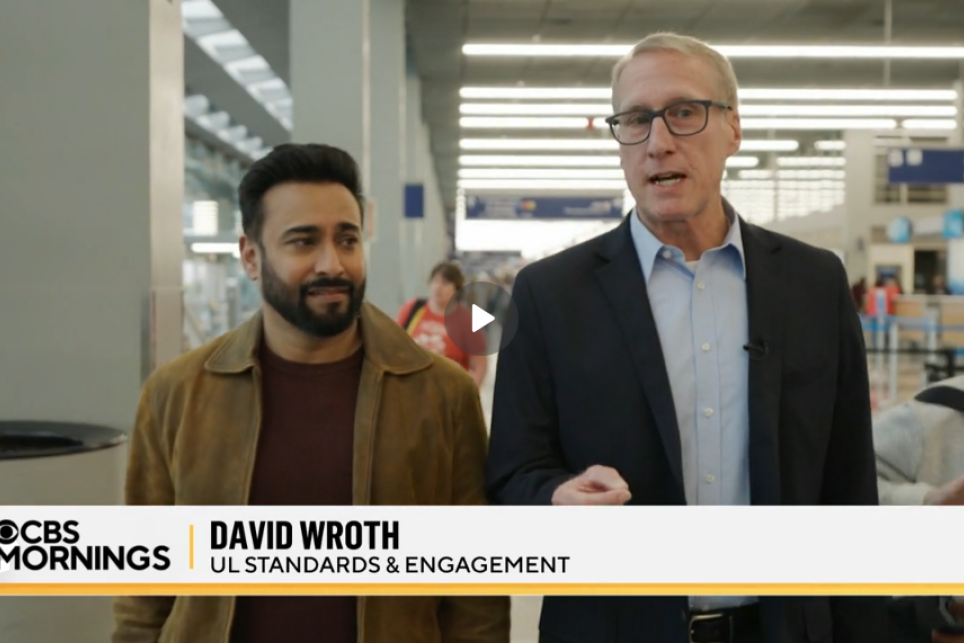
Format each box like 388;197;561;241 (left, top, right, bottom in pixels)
925;476;964;506
551;465;632;506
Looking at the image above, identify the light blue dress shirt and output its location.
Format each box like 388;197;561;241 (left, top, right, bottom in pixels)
629;208;754;612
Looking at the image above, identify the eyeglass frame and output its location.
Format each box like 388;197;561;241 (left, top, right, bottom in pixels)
604;99;733;146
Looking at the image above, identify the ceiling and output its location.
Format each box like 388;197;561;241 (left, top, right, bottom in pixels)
199;0;964;212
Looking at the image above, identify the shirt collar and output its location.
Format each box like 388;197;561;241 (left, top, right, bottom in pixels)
629;198;747;283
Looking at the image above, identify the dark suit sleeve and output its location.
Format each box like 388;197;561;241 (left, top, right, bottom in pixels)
486;270;573;505
822;258;889;641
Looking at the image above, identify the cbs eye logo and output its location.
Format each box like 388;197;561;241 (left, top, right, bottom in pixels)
0;520;18;545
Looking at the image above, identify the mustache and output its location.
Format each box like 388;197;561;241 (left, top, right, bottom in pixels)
300;277;356;296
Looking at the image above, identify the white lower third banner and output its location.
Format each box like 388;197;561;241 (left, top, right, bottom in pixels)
0;506;962;595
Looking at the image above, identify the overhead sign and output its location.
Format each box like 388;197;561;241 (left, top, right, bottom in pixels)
886;147;964;184
944;209;964;239
886;216;913;243
465;196;624;220
404;184;424;219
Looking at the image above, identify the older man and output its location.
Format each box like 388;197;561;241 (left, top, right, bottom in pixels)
487;32;886;643
112;143;509;643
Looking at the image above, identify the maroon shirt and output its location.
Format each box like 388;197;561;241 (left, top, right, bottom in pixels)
230;342;363;643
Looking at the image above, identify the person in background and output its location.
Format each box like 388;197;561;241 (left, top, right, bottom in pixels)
932;273;951;296
397;261;488;387
487;31;886;642
112;144;509;643
852;276;867;313
875;376;964;642
867;275;901;318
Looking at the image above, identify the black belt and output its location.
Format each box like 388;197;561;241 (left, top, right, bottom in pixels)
688;603;761;643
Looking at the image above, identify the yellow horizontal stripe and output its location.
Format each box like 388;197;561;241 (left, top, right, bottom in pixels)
1;583;964;596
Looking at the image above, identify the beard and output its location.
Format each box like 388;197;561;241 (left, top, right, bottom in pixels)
261;259;365;338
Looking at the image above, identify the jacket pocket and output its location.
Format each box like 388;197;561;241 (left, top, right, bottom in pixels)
804;598;832;642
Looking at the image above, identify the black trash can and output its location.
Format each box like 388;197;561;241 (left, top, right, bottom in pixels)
0;420;128;643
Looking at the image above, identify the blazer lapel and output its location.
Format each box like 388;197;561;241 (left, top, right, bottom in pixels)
593;218;685;494
741;221;785;505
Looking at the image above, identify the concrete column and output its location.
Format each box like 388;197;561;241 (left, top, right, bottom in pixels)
291;0;407;314
0;2;183;641
0;0;184;430
368;0;406;313
842;130;877;281
290;0;370;179
404;71;427;299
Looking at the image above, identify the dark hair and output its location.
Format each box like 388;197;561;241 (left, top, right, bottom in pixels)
429;261;466;290
238;143;365;243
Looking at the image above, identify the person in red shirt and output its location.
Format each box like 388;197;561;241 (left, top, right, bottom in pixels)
397;262;488;386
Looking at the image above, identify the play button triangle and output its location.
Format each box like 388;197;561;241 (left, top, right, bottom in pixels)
471;304;495;333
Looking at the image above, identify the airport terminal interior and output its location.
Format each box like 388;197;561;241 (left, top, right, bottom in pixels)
3;0;964;641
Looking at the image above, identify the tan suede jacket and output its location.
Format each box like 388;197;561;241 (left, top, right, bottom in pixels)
112;303;510;643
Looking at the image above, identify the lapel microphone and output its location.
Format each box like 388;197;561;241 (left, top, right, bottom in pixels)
743;339;768;361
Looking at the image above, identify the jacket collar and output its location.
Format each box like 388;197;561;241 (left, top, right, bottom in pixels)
204;302;434;376
594;198;779;264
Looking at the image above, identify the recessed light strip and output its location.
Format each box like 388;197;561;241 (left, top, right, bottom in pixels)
459;103;957;118
459;138;800;152
462;43;964;60
460;87;958;102
458;155;760;169
460;116;956;131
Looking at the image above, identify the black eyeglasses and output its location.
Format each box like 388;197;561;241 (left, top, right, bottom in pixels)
604;99;732;145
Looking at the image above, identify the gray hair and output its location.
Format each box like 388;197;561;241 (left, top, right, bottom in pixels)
611;32;740;111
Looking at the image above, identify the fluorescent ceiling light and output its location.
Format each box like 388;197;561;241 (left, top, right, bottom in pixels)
462;116;907;131
460;168;625;179
461;138;618;150
459;138;799;151
814;140;847;151
462;43;964;60
191;242;239;255
739;88;957;101
740;105;957;117
901;119;958;129
182;0;223;20
740;140;799;151
460;103;957;118
739;169;847;179
191;201;219;236
459;179;627;190
184;92;272;161
461;117;603;129
460;87;959;102
776;157;846;167
461;155;621;167
457;155;758;169
182;0;291;131
462;103;611;116
462;87;612;100
741;118;898;130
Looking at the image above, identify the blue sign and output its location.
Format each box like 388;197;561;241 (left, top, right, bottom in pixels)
465;196;624;220
887;148;964;184
886;216;913;243
404;183;424;219
944;209;964;239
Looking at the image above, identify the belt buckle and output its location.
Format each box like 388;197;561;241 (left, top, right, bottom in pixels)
689;612;731;643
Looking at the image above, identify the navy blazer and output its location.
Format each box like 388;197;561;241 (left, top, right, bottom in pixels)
486;215;887;643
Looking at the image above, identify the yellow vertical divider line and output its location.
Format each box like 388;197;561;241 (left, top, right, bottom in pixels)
190;525;194;570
